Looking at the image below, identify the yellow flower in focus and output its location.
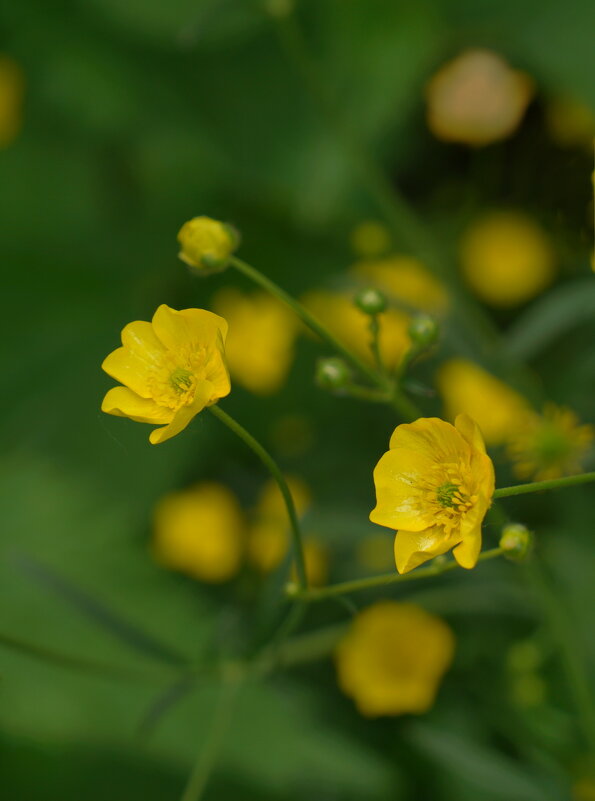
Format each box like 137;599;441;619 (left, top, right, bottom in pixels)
153;483;244;583
302;290;410;370
247;476;311;573
370;416;495;573
335;601;455;717
546;97;595;149
353;256;449;315
460;212;556;307
426;49;533;146
437;359;530;446
350;220;392;258
177;216;238;271
212;288;297;395
0;56;24;148
507;404;593;481
101;304;230;444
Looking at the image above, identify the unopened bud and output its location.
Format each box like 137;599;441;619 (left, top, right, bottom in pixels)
315;357;351;391
499;523;533;561
408;314;439;347
354;287;388;316
177;216;239;274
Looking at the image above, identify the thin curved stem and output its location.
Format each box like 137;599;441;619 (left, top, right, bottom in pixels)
286;547;504;603
208;404;307;588
494;472;595;499
230;256;421;421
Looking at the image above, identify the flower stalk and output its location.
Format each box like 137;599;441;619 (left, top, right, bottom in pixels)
493;471;595;499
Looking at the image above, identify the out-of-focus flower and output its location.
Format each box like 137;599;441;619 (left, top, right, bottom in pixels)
291;537;329;587
153;483;244;582
247;476;311;573
177;216;238;272
212;288;297;395
350;220;392;258
302;290;410;370
370;416;495;573
425;49;533;146
101;305;230;444
353;256;449;315
335;601;455;716
507;404;593;481
437;359;530;446
356;533;395;573
460;212;555;307
0;56;24;148
546;96;595;149
573;778;595;801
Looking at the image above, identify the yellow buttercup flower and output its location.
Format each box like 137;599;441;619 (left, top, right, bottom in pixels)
350;220;392;258
101;304;230;444
212;288;297;395
370;416;495;573
335;601;455;717
352;255;449;315
437;359;530;446
507;404;593;481
0;55;24;148
460;212;555;307
302;290;410;370
247;476;311;573
153;483;244;583
426;49;533;146
177;216;238;271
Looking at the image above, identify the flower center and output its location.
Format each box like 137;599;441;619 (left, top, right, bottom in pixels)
169;367;194;393
436;482;459;508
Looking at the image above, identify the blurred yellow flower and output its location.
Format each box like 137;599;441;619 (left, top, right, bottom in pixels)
335;601;455;717
302;289;410;370
574;778;595;801
352;255;449;315
437;359;530;446
153;483;244;583
350;220;392;258
247;476;311;573
177;216;238;271
546;96;595;149
291;537;329;588
355;533;395;573
0;55;24;148
460;211;555;307
212;288;297;395
101;304;230;444
426;49;533;146
507;404;593;481
370;416;495;573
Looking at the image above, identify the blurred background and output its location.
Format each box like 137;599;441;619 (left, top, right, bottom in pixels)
1;0;595;799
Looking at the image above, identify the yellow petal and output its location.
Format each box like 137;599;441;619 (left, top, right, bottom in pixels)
455;413;487;455
152;305;228;352
452;529;482;569
101;347;153;398
389;417;469;463
394;526;459;574
121;320;166;365
101;387;172;423
149;379;213;444
370;448;436;532
203;347;231;401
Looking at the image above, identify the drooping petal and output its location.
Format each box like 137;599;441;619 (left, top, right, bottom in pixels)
389;417;470;463
152;305;228;352
101;347;154;398
452;528;482;569
121;320;166;365
149;379;213;444
203;339;231;400
101;387;172;424
394;526;459;574
370;448;437;532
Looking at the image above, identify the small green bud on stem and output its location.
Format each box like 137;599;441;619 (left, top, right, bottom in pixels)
499;523;533;561
408;314;439;347
315;357;352;391
354;287;388;316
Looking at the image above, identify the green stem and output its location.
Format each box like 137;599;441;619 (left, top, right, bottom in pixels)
230;256;420;421
286;547;504;603
208;404;307;589
494;472;595;499
179;674;241;801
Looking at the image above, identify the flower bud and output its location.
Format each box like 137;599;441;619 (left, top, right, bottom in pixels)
177;216;239;273
408;314;439;347
354;287;388;316
499;523;533;561
315;357;351;391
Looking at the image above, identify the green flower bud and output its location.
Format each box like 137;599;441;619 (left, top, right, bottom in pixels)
499;523;533;561
354;287;388;316
315;357;351;391
177;216;240;274
408;314;439;347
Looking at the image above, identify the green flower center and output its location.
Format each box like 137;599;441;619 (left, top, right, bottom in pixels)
169;367;194;393
436;482;459;508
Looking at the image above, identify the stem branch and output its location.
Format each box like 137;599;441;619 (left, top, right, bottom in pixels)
494;472;595;499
